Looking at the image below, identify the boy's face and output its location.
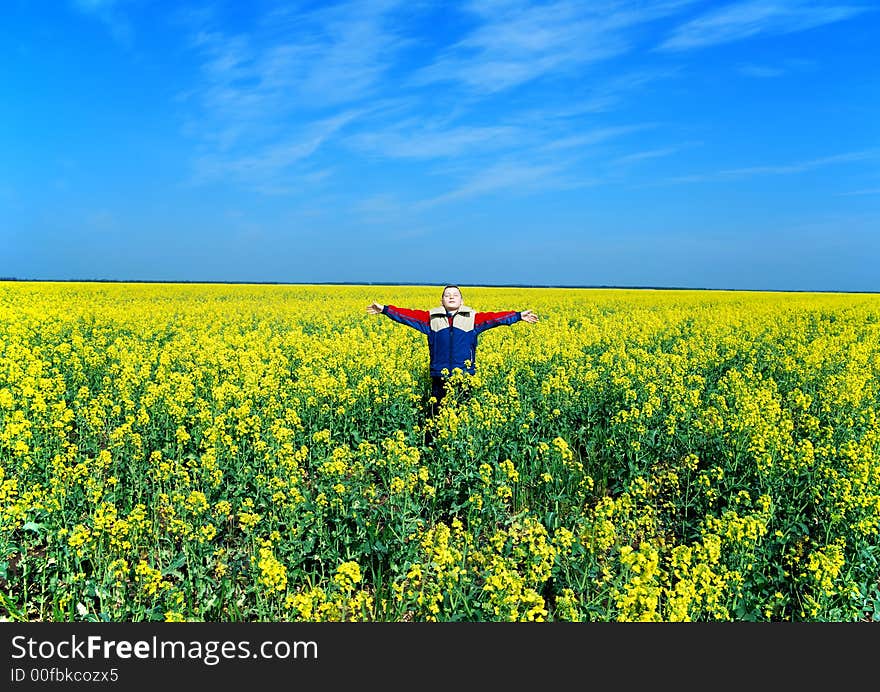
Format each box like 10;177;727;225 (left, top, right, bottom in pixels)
441;287;462;311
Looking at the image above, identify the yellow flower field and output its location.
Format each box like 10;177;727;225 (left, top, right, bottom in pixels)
1;281;878;621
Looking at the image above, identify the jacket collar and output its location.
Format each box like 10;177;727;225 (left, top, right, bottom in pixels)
430;305;473;317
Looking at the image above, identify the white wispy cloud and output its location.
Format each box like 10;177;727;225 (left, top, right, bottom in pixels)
254;1;414;107
179;1;685;196
180;1;826;203
412;0;696;93
515;68;683;125
659;0;871;52
181;1;412;187
348;121;522;159
71;0;133;46
613;147;677;165
662;148;880;183
191;110;361;185
415;158;589;208
737;63;785;77
540;124;656;152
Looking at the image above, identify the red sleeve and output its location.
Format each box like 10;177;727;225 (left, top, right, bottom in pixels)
473;310;521;334
474;310;518;326
386;305;430;323
383;305;432;334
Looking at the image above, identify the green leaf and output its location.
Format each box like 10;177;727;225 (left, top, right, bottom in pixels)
22;522;45;535
162;552;187;575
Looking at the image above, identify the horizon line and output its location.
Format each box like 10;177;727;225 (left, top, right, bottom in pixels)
1;277;877;295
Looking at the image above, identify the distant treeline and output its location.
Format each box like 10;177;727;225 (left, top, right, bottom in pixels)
0;277;876;294
0;276;705;289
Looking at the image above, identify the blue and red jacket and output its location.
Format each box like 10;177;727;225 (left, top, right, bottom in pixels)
382;304;522;377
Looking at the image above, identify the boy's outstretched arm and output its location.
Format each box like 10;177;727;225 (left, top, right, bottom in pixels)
366;302;431;334
473;308;539;334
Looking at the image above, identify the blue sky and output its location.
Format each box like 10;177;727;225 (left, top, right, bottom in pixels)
3;0;878;291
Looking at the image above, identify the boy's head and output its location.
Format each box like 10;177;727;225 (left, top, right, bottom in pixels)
441;285;463;312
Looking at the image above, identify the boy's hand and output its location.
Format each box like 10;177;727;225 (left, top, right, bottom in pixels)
520;310;539;323
366;303;385;315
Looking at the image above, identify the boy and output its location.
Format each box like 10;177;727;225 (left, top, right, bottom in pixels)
367;285;538;416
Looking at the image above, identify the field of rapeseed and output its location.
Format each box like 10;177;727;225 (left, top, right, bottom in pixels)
1;281;878;622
